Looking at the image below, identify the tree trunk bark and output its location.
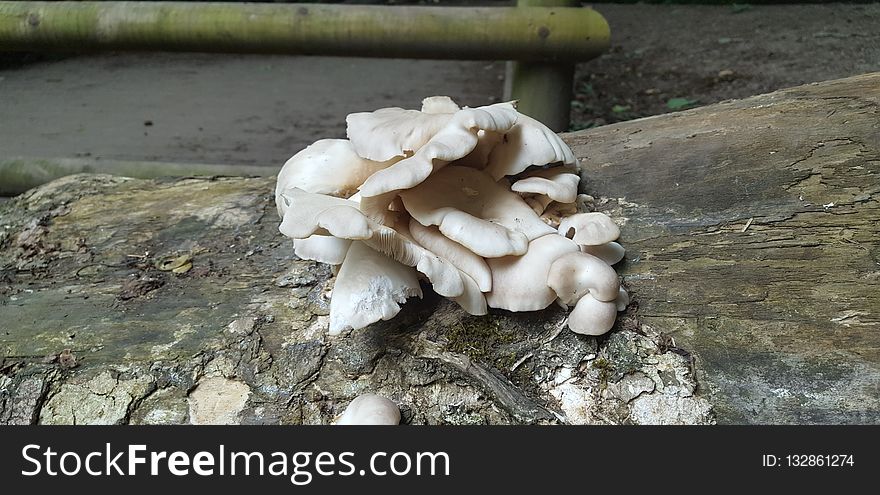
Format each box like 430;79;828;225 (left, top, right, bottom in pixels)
1;73;878;425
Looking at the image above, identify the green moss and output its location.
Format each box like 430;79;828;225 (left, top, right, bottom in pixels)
593;357;611;389
494;351;519;372
443;409;489;426
444;315;517;367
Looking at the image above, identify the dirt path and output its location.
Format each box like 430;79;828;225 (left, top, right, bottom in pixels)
573;3;880;128
0;54;504;167
0;3;877;170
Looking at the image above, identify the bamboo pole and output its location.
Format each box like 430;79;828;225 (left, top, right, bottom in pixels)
505;0;592;132
0;157;273;196
0;2;610;62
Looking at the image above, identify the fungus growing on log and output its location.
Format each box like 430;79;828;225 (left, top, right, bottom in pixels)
275;97;628;336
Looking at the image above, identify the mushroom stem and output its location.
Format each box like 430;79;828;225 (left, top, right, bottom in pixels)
329;241;422;335
547;251;621;305
567;293;618;336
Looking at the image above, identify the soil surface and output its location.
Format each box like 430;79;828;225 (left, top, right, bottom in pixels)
0;55;504;167
1;3;878;169
572;3;880;129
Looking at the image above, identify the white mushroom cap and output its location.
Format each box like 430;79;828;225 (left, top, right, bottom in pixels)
399;166;555;258
510;166;581;204
484;112;578;181
453;129;505;169
293;235;352;265
558;212;621;246
358;102;518;197
485;234;579;312
278;187;373;240
452;272;488;316
421;96;461;114
346;107;453;162
275;139;398;212
567;293;618;336
336;394;401;426
547;251;621;305
581;241;626;265
329;241;422;335
408;219;492;292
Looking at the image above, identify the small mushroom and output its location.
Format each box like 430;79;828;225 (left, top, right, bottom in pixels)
547;251;621;305
485;234;579;312
336;394;401;426
329;241;422;335
581;241;626;265
510;166;581;205
567;293;619;336
558;212;620;246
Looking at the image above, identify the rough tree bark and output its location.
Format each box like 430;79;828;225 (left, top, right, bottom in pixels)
1;73;877;425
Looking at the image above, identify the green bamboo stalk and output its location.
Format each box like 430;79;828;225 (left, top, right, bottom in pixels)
0;157;274;196
0;2;610;62
506;0;588;132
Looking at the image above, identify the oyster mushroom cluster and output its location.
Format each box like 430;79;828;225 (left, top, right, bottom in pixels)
275;96;627;336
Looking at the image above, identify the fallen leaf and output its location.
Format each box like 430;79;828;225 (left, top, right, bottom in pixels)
667;98;699;110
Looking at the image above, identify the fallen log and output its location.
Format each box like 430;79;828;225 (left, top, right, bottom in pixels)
1;73;878;425
0;156;273;196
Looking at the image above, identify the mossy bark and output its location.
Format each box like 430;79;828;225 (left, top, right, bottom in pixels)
0;157;273;196
2;73;878;425
565;72;880;424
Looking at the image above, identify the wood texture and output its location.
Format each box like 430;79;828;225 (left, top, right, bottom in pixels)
0;157;273;196
1;74;877;425
566;72;880;423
